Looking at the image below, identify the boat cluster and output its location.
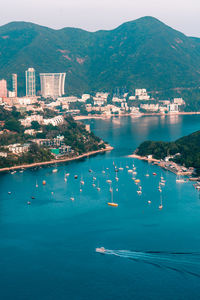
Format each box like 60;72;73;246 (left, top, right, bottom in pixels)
7;161;168;209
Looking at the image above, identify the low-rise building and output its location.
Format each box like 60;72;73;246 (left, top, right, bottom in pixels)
20;115;44;127
167;103;179;113
7;143;30;154
81;94;90;102
140;103;159;112
135;89;150;100
112;97;126;103
43;116;64;126
173;98;185;106
32;135;64;147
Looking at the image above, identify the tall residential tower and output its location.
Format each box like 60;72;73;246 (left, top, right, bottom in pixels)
0;79;7;97
12;74;17;97
25;68;36;97
40;73;66;98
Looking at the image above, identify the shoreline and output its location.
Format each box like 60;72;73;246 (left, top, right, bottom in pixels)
74;111;200;120
129;153;198;180
0;145;113;173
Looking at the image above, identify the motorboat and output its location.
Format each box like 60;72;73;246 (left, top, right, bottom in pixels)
96;247;106;253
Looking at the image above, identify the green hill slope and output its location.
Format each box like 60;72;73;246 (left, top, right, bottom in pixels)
1;16;200;98
137;130;200;174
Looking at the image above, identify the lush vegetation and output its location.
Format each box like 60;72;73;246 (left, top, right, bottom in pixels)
1;17;200;109
0;107;106;168
0;144;53;168
137;131;200;174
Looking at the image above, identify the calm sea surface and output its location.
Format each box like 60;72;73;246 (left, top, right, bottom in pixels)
0;115;200;300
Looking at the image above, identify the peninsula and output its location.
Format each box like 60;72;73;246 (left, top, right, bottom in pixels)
131;130;200;177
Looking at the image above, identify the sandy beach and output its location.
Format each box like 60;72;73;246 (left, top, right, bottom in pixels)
0;145;113;173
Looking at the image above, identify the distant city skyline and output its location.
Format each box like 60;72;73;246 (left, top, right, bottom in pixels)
1;0;200;37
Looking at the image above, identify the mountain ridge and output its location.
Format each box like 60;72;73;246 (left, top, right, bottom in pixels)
1;16;200;100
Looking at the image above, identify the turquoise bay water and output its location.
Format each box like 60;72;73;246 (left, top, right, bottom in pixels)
0;115;200;300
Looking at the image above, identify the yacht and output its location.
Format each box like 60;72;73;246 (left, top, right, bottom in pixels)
108;188;118;207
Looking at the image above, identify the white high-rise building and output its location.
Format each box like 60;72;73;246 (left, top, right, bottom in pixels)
25;68;36;97
40;73;66;98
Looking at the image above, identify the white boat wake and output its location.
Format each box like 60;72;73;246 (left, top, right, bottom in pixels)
96;248;200;277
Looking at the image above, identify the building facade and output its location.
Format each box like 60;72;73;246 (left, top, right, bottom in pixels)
12;74;17;97
25;68;36;97
0;79;7;97
40;73;66;98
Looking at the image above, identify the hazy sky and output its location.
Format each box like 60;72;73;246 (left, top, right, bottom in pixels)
1;0;200;37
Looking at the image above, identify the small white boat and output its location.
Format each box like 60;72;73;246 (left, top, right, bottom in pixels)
70;197;75;201
176;179;186;183
145;173;150;177
80;176;85;185
119;167;124;171
108;188;118;207
159;194;163;209
102;170;106;174
52;169;58;173
137;190;142;195
176;175;186;183
128;169;133;173
96;247;106;253
106;179;112;183
148;200;151;204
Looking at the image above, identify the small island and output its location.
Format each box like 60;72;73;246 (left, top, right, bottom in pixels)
131;130;200;178
0;106;112;171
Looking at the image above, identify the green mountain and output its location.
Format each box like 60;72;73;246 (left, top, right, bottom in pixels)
1;16;200;98
136;130;200;174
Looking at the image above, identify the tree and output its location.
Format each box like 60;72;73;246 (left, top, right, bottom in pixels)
4;119;22;133
31;121;41;130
